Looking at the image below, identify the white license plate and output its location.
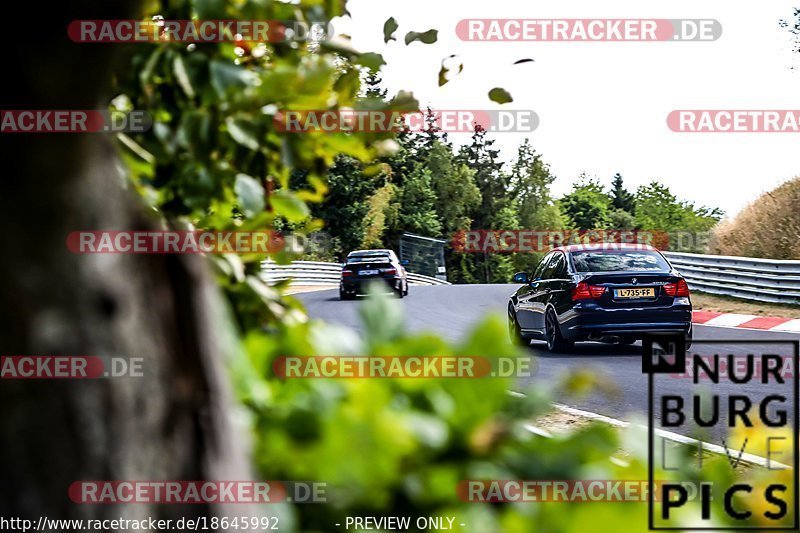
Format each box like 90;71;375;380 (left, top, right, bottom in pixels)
360;269;379;276
614;287;655;299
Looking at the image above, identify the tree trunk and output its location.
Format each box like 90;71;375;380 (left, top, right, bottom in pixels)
0;0;252;526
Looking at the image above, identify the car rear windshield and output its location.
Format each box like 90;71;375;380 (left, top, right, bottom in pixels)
570;251;670;272
347;255;391;264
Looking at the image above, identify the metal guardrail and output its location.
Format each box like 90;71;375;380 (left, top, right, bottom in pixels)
261;255;800;303
663;252;800;305
261;261;451;286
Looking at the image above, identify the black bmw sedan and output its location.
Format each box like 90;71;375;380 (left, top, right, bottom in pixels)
508;244;692;352
340;249;409;300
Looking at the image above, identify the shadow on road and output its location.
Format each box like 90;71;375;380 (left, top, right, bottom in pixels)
528;341;642;358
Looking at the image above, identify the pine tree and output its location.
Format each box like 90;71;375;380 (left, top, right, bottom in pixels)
363;70;387;99
610;173;635;213
309;155;379;255
456;125;514;283
457;125;507;230
509;139;564;230
427;142;481;234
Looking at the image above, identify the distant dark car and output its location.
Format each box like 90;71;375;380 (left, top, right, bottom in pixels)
507;244;692;352
340;249;409;300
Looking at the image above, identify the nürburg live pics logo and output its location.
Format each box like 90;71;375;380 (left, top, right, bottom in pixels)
643;334;798;530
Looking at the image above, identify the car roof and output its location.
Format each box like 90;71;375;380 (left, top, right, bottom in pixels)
553;243;657;253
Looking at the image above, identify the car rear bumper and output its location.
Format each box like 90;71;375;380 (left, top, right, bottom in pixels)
560;303;692;340
341;276;403;295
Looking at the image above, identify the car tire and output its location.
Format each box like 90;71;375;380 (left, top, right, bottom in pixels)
403;282;409;297
340;290;354;300
686;324;693;350
395;287;404;299
507;305;529;346
545;309;573;353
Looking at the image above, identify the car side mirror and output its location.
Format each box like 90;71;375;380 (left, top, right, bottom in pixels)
513;272;528;284
401;259;409;266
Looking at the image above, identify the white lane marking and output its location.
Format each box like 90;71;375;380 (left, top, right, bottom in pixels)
552;403;627;427
702;313;758;327
550;403;789;469
523;423;553;438
770;318;800;332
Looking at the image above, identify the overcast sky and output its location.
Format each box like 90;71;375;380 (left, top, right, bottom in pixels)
334;0;800;218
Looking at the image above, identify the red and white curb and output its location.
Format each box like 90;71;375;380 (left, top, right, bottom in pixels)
693;311;800;332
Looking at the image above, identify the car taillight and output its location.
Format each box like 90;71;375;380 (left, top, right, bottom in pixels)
572;282;606;300
590;285;606;298
341;269;353;278
382;268;397;275
676;279;690;296
664;279;690;297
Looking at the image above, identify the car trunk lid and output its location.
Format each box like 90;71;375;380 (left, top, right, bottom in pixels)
578;271;681;308
349;259;394;278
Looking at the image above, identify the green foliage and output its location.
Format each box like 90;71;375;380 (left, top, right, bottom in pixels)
233;290;588;531
362;70;387;99
438;55;464;87
509;139;565;231
609;173;635;213
116;1;391;234
633;182;685;230
607;207;636;230
383;17;399;43
428;143;481;234
362;181;399;249
308;156;378;255
234;174;266;217
397;166;442;236
559;176;612;230
488;87;513;104
307;102;567;284
634;182;722;234
555;175;721;251
457;127;507;230
404;29;439;45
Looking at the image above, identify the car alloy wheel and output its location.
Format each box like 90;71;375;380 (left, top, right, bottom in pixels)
545;310;573;353
545;313;556;351
507;306;527;346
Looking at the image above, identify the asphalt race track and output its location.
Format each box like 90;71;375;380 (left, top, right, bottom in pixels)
297;285;799;441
